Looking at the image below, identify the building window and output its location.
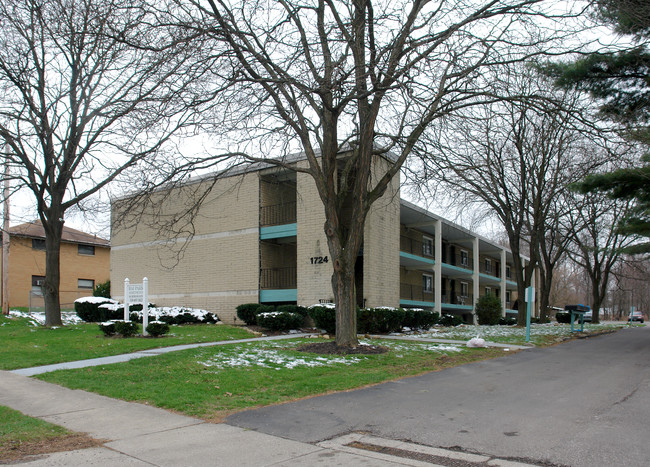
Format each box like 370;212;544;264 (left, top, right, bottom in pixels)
506;265;511;279
460;250;469;267
460;281;469;297
506;291;511;304
422;236;433;257
485;258;492;273
32;239;46;250
78;244;95;256
422;274;433;293
31;275;45;294
485;286;492;296
78;279;95;290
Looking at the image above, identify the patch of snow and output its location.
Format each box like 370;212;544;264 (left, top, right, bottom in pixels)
75;296;118;304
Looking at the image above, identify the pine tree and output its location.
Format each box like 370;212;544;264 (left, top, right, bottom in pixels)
544;0;650;253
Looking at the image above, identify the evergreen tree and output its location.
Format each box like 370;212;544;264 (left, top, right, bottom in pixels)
544;0;650;253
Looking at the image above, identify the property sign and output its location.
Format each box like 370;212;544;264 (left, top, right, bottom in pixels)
124;278;150;336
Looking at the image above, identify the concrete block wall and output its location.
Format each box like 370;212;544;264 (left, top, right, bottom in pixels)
296;165;334;305
362;157;400;308
111;173;260;323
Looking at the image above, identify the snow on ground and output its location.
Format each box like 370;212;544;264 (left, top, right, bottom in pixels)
8;310;84;326
196;339;462;372
413;323;618;341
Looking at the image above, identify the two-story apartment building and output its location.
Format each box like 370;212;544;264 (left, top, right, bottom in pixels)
1;221;110;309
111;156;532;324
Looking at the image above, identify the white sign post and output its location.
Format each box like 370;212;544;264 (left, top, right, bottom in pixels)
123;277;149;335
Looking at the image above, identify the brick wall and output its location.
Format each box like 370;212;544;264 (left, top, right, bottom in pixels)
2;237;110;308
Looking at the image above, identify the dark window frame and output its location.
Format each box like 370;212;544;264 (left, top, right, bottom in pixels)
78;244;95;256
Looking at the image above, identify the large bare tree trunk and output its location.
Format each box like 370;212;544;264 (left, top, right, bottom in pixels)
332;260;357;347
43;217;63;327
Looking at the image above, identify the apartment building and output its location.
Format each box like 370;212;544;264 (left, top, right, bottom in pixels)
1;221;110;308
111;156;528;324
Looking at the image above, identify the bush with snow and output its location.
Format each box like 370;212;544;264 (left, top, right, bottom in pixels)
98;321;116;336
255;311;303;331
357;307;405;334
439;314;463;327
114;320;139;337
75;296;119;322
308;305;336;334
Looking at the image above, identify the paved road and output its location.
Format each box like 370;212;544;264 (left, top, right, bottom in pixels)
227;326;650;466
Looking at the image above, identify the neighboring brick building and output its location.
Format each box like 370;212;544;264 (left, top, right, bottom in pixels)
1;221;110;309
111;156;531;324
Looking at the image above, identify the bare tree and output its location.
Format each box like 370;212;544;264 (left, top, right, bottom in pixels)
410;72;607;325
566;193;637;323
164;0;588;347
0;0;216;325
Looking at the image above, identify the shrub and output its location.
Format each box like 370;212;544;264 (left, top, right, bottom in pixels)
236;303;263;325
146;321;170;337
499;316;517;326
256;311;304;331
308;306;336;334
98;321;116;336
475;294;503;325
439;314;463;327
357;307;405;334
75;297;118;322
403;309;439;330
93;280;111;298
114;320;139;337
276;304;309;317
556;312;571;324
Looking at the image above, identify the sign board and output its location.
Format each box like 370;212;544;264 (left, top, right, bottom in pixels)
525;286;535;303
128;284;144;303
124;278;150;336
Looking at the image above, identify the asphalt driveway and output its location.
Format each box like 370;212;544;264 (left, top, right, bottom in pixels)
227;326;650;466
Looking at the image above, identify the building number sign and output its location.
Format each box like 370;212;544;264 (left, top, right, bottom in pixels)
310;256;329;264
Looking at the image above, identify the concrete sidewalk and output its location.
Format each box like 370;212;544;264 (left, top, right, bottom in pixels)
1;370;418;466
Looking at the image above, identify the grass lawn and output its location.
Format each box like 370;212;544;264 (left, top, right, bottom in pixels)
0;405;100;463
0;314;255;370
37;338;507;421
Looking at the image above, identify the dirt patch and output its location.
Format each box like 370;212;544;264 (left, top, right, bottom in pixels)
296;341;389;355
0;434;104;464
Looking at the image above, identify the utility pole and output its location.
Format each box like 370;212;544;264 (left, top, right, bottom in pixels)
2;160;9;315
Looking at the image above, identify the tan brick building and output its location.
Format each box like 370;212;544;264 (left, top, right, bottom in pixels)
111;156;530;324
1;221;110;309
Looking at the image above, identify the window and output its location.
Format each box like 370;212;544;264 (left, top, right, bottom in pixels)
32;239;46;250
506;265;511;279
422;274;433;293
31;275;45;294
460;250;469;267
78;244;95;256
485;258;492;273
485;286;492;296
506;291;511;304
460;281;469;297
78;279;95;290
422;236;433;257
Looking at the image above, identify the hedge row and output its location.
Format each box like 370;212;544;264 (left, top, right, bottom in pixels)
309;306;442;334
75;298;218;325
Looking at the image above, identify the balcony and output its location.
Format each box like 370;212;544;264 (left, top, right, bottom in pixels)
260;202;297;227
260;267;297;289
400;283;434;303
400;236;434;258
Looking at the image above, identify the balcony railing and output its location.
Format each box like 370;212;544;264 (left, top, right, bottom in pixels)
400;236;434;258
260;267;297;289
260;202;297;227
400;283;434;302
